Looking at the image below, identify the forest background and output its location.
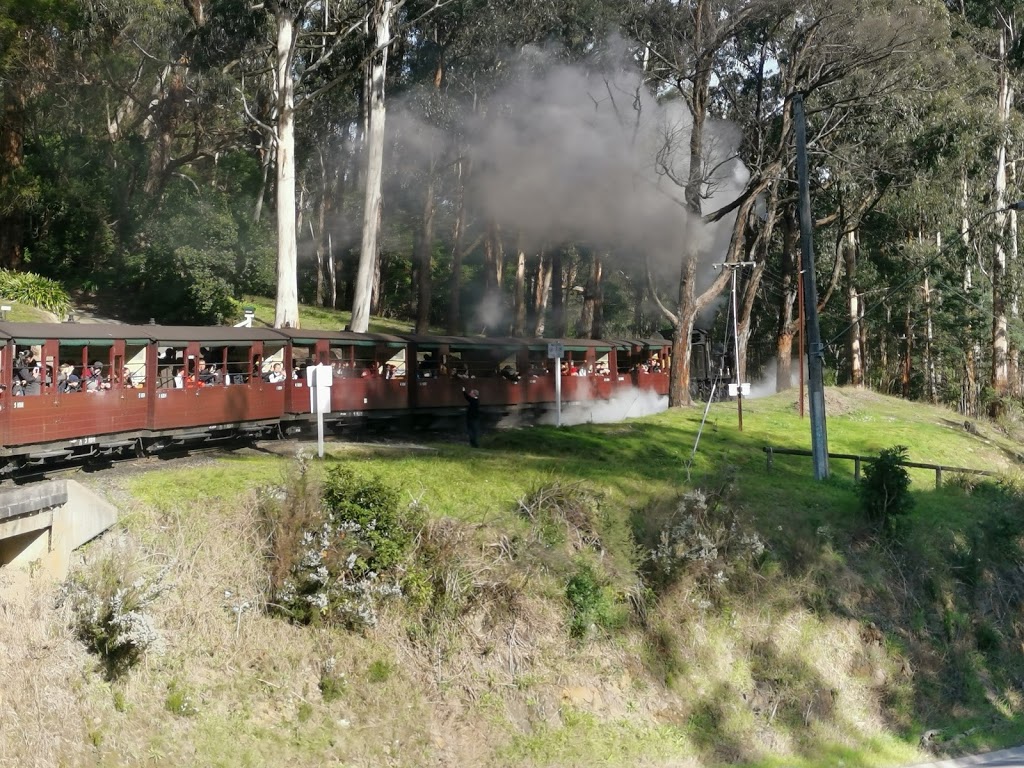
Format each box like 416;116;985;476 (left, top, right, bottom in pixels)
1;0;1022;414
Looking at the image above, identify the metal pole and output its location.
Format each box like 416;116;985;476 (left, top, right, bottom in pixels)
798;268;805;419
730;267;743;432
794;92;829;480
555;355;562;427
713;260;757;432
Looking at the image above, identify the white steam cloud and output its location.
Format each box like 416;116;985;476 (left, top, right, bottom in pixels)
537;387;668;426
389;38;749;327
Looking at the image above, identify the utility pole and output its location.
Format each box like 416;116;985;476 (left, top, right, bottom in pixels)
715;261;757;431
793;93;829;480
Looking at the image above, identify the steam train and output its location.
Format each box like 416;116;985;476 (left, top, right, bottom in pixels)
0;321;676;473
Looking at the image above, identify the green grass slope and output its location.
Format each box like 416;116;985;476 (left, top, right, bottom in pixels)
4;387;1024;768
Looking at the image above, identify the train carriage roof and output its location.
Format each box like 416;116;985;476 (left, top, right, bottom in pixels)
144;325;290;345
270;328;407;347
613;337;672;349
0;322;157;346
0;322;292;347
400;334;526;350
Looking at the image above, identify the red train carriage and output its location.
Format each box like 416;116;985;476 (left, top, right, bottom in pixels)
617;337;672;395
0;320;663;472
271;328;411;421
0;323;155;460
145;325;287;441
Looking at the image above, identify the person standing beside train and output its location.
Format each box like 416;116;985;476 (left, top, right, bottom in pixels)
462;387;481;448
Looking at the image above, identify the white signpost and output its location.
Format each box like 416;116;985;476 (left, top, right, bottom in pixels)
547;342;564;427
306;363;334;458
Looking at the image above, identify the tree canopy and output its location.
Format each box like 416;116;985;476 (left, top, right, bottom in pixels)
2;0;1024;411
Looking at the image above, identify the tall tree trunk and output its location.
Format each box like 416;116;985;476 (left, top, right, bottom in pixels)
512;240;527;336
843;229;863;387
414;54;443;334
551;247;566;337
880;303;890;392
736;183;777;384
576;251;602;338
532;251;552;337
924;269;937;404
990;23;1013;413
775;209;799;391
350;0;392;333
902;305;912;399
314;154;329;307
273;10;300;329
143;69;184;197
446;155;469;334
1010;155;1020;396
632;278;646;337
414;163;437;333
480;220;504;334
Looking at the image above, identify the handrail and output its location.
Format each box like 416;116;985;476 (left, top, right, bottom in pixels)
762;446;998;488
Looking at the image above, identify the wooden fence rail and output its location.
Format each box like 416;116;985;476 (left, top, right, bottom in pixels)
763;446;998;489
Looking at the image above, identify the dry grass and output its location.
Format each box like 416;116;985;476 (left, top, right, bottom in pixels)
0;440;956;767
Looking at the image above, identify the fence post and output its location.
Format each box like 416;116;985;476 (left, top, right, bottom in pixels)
935;467;942;489
854;456;861;483
766;447;773;472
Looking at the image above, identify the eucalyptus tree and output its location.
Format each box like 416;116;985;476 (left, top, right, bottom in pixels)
222;0;448;330
629;0;789;406
945;0;1024;413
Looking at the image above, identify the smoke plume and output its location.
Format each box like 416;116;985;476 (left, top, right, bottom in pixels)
389;38;749;328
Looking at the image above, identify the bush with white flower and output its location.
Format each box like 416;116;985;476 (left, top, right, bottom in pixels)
59;541;170;678
268;465;421;630
646;486;766;596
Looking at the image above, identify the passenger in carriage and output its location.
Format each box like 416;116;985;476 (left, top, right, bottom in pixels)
382;363;397;380
499;365;521;383
57;362;80;393
196;358;218;386
123;365;144;388
159;348;177;387
173;368;185;389
420;353;439;376
18;361;42;396
83;361;110;392
266;362;287;383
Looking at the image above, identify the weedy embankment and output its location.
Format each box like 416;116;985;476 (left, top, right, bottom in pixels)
3;388;1024;767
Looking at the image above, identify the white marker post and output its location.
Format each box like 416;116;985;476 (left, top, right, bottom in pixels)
306;363;334;458
548;342;564;427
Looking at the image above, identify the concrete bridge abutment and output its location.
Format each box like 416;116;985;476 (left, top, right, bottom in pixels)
0;480;118;579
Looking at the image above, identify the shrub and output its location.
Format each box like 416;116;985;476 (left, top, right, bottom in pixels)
164;680;198;717
565;560;628;639
860;445;913;530
517;481;603;553
318;656;347;702
59;542;170;678
645;486;766;596
267;462;421;630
